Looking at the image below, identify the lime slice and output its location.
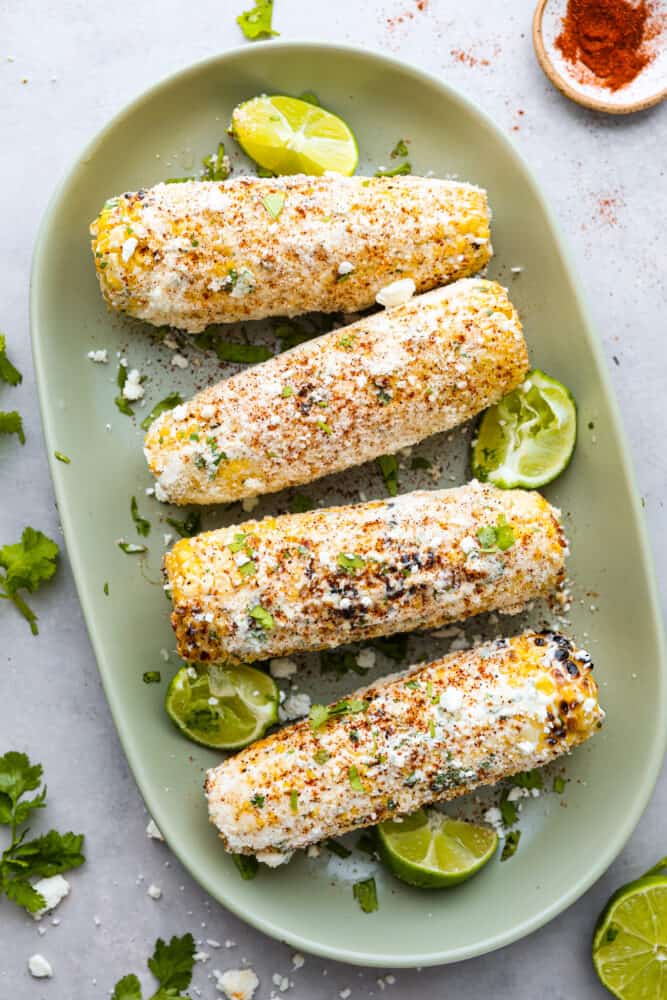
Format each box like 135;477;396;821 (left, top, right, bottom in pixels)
165;662;278;750
471;369;577;489
376;809;498;889
593;860;667;999
231;95;359;177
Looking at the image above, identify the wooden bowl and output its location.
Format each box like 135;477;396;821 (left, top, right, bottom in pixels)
533;0;667;114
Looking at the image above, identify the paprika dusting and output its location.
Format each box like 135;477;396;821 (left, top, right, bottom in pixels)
555;0;661;91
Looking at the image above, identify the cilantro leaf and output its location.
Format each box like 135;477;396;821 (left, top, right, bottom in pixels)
0;334;22;386
249;604;274;630
375;161;411;177
147;933;196;992
0;528;59;635
509;769;543;790
353;876;378;913
202;142;230;181
215;341;273;364
0;752;85;915
165;511;202;538
337;552;365;572
237;0;279;40
476;516;516;553
130;496;151;538
501;830;521;861
0;411;25;444
263;192;285;219
390;139;409;158
377;454;398;496
232;853;259;880
140;393;183;431
499;792;518;828
111;973;143;1000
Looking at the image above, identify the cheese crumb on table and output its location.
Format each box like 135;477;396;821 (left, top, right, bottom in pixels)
31;875;70;920
213;967;259;999
146;818;164;841
269;658;297;678
122;368;145;401
146;884;162;899
87;349;108;363
28;954;53;978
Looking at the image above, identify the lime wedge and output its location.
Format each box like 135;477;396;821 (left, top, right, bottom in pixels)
471;369;577;489
593;860;667;999
165;662;278;750
231;95;359;177
376;809;498;888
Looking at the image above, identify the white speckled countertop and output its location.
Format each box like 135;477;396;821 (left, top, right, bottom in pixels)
1;1;665;996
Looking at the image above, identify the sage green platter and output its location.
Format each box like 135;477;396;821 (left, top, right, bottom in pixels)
31;42;666;967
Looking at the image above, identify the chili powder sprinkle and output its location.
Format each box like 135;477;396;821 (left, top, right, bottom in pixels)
555;0;663;91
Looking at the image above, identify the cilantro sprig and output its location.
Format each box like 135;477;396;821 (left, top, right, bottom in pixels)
140;392;183;432
202;142;230;182
237;0;279;40
130;496;151;538
476;515;516;552
0;527;59;635
0;411;25;445
309;697;368;733
111;933;195;1000
377;454;398;496
0;751;85;915
0;334;22;387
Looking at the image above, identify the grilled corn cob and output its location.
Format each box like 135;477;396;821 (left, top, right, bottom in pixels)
205;631;602;862
90;175;491;332
145;278;528;506
165;481;567;664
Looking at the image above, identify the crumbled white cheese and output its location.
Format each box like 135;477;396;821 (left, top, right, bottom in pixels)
269;658;298;678
339;989;352;1000
171;353;189;369
517;740;536;754
338;260;355;275
256;850;293;867
229;268;256;299
31;875;70;920
146;818;164;841
122;368;145;401
87;349;108;363
507;786;528;802
194;950;210;963
279;692;311;721
28;954;53;978
213;967;259;999
146;884;162;899
376;278;416;308
306;844;320;858
242;496;259;513
292;954;305;969
201;404;215;420
439;687;464;713
356;648;376;670
460;536;477;555
171;404;188;421
121;236;138;263
484;807;503;831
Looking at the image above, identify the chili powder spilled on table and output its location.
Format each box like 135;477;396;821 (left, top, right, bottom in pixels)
555;0;663;91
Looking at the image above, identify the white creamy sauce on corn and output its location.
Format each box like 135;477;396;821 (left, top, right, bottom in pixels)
90;175;492;333
144;278;528;506
205;633;603;858
165;481;567;665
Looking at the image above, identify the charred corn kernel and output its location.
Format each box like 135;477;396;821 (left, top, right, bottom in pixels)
205;631;603;862
145;278;528;506
165;480;567;664
89;175;492;333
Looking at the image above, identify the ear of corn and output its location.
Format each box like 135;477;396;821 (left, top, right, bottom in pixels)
165;481;567;664
205;631;603;863
145;278;528;506
90;175;492;332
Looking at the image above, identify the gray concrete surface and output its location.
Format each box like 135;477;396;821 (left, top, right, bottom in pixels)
1;0;665;996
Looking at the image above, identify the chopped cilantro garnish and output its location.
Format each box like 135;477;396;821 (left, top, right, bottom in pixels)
289;789;299;813
202;142;230;181
140;392;183;431
410;455;431;471
142;671;161;684
250;793;265;808
476;515;516;552
103;581;109;596
117;541;147;555
249;604;274;630
553;775;567;794
0;527;59;635
165;176;196;184
230;533;249;553
0;751;85;915
501;830;521;861
375;161;411;177
313;749;330;765
509;769;543;790
309;697;368;732
111;932;195;999
377;453;398;496
337;552;365;572
0;334;22;386
317;419;332;435
263;192;285;219
236;0;278;39
232;853;259;880
281;385;293;397
54;451;70;464
353;876;378;913
325;838;351;858
348;765;364;792
215;341;273;364
130;496;150;538
499;792;519;828
165;511;202;538
239;561;256;577
0;411;25;444
338;334;355;349
390;138;409;158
